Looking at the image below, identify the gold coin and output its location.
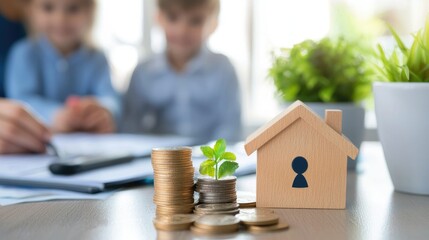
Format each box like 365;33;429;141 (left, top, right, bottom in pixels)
237;191;256;207
151;161;192;165
156;209;194;216
153;184;195;189
239;203;256;208
154;196;195;201
153;177;194;182
154;175;194;179
190;225;239;235
154;199;195;205
155;214;199;223
247;220;289;233
153;196;195;202
152;168;194;172
153;214;198;231
236;212;279;226
156;205;195;210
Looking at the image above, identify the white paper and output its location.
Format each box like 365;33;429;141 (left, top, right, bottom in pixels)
0;185;113;206
0;134;195;193
52;133;196;157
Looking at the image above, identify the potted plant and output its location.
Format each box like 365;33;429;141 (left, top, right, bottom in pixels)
197;139;239;204
374;22;429;195
269;37;373;169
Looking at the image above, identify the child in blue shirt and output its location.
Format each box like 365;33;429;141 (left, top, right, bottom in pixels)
6;0;118;133
123;0;242;143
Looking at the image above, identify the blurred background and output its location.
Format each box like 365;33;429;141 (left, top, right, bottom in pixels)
92;0;428;139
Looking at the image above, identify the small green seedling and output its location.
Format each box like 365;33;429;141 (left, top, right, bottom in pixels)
199;138;238;180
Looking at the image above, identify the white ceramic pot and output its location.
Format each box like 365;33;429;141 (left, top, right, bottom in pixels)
374;82;429;195
284;102;365;170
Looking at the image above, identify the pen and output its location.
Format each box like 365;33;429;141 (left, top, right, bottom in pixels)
46;142;61;159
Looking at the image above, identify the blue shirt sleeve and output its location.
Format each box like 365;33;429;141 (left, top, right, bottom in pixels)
90;52;121;121
5;41;62;124
0;15;26;98
120;64;146;133
212;58;242;142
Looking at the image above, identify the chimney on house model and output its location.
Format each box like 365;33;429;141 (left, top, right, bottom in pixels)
325;110;342;134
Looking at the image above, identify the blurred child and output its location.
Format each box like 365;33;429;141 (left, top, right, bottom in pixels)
123;0;241;143
6;0;118;133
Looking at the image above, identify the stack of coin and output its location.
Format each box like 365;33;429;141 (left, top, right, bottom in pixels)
191;215;240;235
196;176;237;204
194;203;240;216
153;214;199;231
152;147;195;216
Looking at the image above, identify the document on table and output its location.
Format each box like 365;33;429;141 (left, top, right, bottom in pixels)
0;133;256;205
0;185;113;206
51;133;197;157
0;134;195;193
0;155;155;193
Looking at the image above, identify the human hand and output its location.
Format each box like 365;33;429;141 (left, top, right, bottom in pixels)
0;100;50;154
53;97;115;133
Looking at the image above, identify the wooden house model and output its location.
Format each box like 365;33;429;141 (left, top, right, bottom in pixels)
244;101;358;209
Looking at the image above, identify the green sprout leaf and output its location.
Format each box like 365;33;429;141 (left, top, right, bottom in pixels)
218;161;239;179
222;152;236;161
200;146;215;159
199;138;239;180
213;138;226;159
199;159;216;177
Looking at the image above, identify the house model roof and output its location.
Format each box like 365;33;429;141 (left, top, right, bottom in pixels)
244;101;359;159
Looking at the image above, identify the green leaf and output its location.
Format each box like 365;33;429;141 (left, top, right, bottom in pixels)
218;161;239;179
199;159;216;177
374;22;429;83
200;146;215;159
269;37;374;103
388;24;408;55
213;139;226;159
221;152;236;161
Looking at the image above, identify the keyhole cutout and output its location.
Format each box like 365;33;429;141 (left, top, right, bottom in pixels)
292;156;308;188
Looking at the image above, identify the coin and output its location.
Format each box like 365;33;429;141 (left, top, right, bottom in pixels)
195;203;240;212
196;177;237;204
237;191;256;208
194;215;240;231
247;220;289;233
236;212;279;226
199;198;237;204
153;214;199;231
239;208;275;215
190;225;239;235
195;209;240;216
152;147;195;217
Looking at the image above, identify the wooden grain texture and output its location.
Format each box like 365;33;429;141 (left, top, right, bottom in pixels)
256;119;347;209
325;110;342;134
1;143;429;240
244;101;358;159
